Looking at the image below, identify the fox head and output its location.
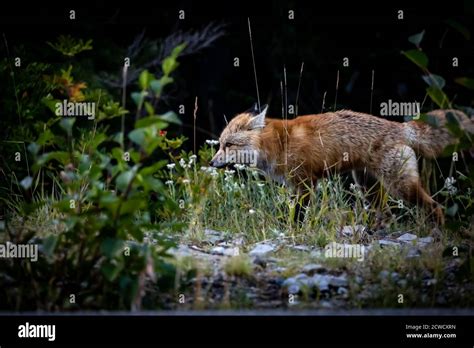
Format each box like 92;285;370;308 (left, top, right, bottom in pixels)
209;103;268;168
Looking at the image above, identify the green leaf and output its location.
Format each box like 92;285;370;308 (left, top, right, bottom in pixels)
20;176;33;190
41;95;61;114
128;128;146;147
445;19;471;40
101;238;124;258
150;76;174;96
101;260;124;282
135;116;168;129
59;117;76;135
426;86;450;108
144;101;154;116
150;80;162;95
139;70;154;90
131;91;147;106
417;113;440;127
119;198;147;214
27;143;40;156
78;154;91;174
445;111;464;138
139;174;163;192
158;111;182;125
402;49;428;69
36;151;70;166
37;129;55;146
408;30;425;47
116;168;136;192
42;235;58;257
455;77;474;90
446;203;458;217
422;74;445;89
171;43;186;58
162;56;179;76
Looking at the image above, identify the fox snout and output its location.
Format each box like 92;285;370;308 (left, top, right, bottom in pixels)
209;149;227;168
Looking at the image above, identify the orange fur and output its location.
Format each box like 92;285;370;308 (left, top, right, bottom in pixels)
210;107;473;224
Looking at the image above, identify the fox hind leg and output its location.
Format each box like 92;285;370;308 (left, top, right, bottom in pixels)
371;144;444;225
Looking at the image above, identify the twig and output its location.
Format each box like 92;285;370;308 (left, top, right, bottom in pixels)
248;18;261;110
193;97;198;155
295;62;304;117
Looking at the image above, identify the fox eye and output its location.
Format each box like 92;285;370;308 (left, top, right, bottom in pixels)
225;142;234;148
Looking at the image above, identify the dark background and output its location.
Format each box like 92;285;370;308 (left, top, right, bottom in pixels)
1;0;473;148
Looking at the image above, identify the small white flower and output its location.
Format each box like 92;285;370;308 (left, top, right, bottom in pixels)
349;183;356;191
257;183;265;187
165;180;174;185
188;154;197;165
210;171;219;177
234;164;246;170
224;169;235;175
179;158;191;169
182;179;191;184
167;163;176;169
444;177;457;195
249;209;256;214
241;183;245;189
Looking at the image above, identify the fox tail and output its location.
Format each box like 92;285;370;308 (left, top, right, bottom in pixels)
403;109;474;158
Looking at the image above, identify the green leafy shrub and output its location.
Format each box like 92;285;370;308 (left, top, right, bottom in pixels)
0;42;188;310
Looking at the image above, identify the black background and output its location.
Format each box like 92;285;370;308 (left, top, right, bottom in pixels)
1;1;473;148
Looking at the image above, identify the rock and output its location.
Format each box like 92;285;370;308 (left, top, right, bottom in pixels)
328;275;348;288
288;284;300;295
249;243;276;257
397;233;418;243
339;225;366;237
266;257;280;264
204;228;224;244
292;245;312;252
223;247;240;256
282;278;301;294
211;246;239;256
418;236;434;248
302;263;325;275
378;239;401;247
379;271;399;281
232;237;245;246
211;246;226;255
253;256;267;268
168;244;193;256
407;248;421;258
319;300;333;309
337;287;349;295
397;279;408;287
311;274;330;291
310;249;323;258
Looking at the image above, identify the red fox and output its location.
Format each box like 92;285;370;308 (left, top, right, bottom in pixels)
210;104;473;224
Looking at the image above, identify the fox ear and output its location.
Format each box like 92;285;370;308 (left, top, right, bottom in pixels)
246;103;268;116
248;104;268;130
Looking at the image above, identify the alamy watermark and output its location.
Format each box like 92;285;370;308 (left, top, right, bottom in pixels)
380;99;420;119
215;148;258;167
55;100;96;120
324;241;365;262
0;242;38;262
